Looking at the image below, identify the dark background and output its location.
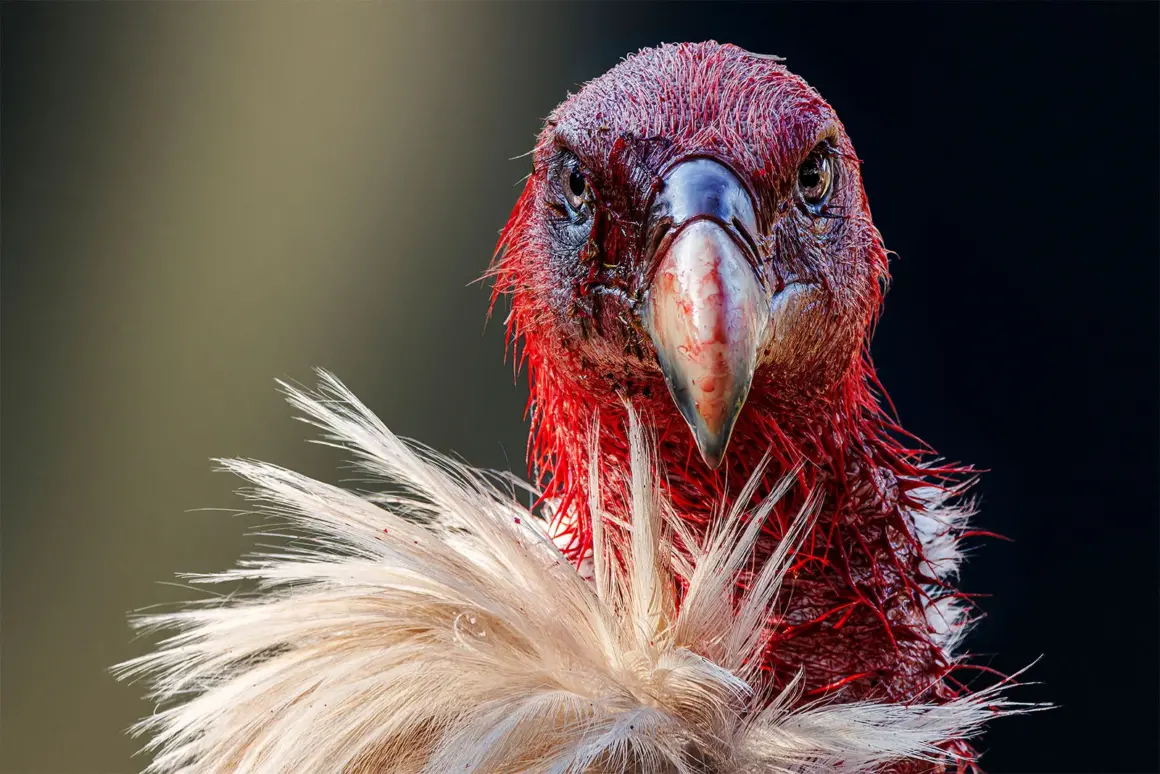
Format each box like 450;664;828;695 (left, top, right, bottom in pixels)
2;3;1157;773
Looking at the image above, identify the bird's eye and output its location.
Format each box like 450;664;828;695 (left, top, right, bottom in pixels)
561;160;592;218
797;145;835;212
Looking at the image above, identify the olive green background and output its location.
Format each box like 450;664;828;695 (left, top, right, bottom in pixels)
2;5;539;771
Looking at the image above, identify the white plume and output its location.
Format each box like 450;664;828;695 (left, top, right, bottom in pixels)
115;371;1017;773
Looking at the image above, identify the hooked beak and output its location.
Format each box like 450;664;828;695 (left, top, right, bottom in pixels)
643;159;770;470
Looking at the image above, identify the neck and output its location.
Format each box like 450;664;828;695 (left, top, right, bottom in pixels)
521;335;984;712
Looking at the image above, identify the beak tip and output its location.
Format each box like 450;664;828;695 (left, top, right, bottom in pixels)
692;412;739;471
698;445;726;471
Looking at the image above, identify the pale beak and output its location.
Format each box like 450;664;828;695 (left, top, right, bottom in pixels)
643;159;770;469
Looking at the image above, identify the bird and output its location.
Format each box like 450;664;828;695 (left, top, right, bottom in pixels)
117;42;1027;773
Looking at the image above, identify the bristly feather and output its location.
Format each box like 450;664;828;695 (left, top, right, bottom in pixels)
116;373;1019;773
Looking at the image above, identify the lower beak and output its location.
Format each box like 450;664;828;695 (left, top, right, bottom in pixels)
645;218;770;469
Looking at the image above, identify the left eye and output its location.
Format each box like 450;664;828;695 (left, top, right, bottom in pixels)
797;144;835;212
562;162;591;216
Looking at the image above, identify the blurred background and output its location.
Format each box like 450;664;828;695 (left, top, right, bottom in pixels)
2;3;1157;773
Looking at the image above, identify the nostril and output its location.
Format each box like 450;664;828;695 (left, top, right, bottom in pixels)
732;216;762;261
644;217;673;268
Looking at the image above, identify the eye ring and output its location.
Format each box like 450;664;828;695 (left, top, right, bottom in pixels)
797;144;835;213
560;156;593;219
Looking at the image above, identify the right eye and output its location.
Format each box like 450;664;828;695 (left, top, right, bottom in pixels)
797;144;835;214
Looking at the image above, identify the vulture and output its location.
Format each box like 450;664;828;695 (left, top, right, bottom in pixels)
117;42;1029;773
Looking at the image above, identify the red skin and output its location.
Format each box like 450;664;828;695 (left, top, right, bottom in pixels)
491;43;987;771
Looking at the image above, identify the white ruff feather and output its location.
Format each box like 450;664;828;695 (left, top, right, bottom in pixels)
116;372;1015;773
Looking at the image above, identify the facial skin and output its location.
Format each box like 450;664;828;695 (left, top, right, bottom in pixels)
495;42;889;471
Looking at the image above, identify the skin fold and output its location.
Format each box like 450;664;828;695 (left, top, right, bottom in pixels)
491;41;988;771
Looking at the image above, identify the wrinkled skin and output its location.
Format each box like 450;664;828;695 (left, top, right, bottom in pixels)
493;42;982;772
502;44;880;413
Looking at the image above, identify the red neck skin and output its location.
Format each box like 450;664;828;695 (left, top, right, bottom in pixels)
498;296;985;772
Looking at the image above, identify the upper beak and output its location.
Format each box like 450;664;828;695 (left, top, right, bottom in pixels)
643;159;770;469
